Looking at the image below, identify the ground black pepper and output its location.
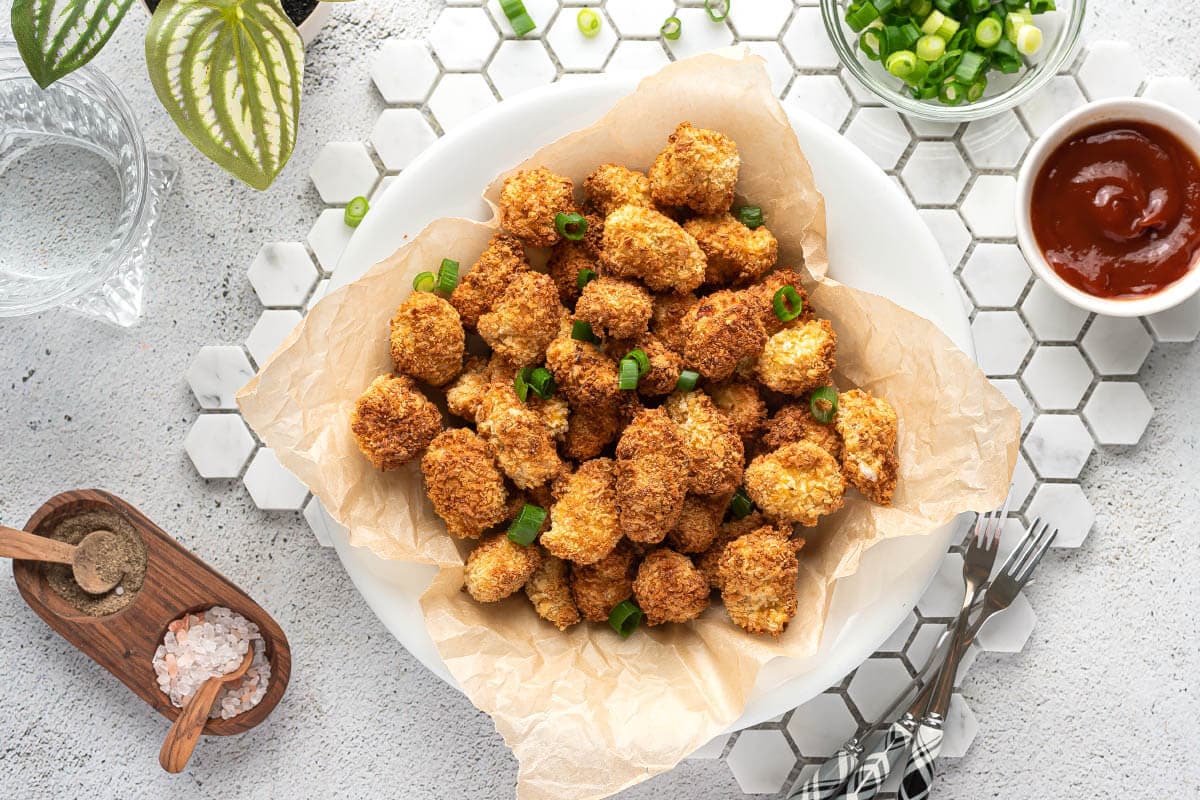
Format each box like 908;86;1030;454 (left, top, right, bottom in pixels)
44;509;147;617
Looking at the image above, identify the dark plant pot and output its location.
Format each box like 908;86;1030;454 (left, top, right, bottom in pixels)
140;0;331;45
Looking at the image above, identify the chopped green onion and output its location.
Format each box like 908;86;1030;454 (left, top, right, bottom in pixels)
528;367;555;399
736;205;764;229
934;15;960;41
499;0;537;37
412;271;436;293
910;0;932;16
846;2;880;32
1015;24;1042;55
571;320;598;343
676;369;699;392
608;599;643;638
859;27;885;60
916;34;945;62
514;367;532;403
1030;0;1056;12
624;348;650;377
886;50;918;80
966;0;990;12
990;38;1022;72
661;16;682;39
966;75;988;102
772;285;804;322
919;10;946;36
577;8;602;37
507;503;546;546
555;211;587;241
954;50;987;83
618;357;640;390
704;0;730;22
436;258;459;293
1004;10;1030;43
810;387;839;424
729;489;753;520
938;80;967;106
577;267;597;290
975;16;1002;48
902;59;930;87
344;196;369;227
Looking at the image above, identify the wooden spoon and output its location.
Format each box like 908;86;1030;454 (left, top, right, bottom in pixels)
0;525;124;594
159;647;255;774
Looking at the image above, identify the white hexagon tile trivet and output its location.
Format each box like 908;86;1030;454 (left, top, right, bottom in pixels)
178;4;1198;794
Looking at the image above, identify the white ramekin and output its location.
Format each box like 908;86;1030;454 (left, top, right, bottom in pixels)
1015;97;1200;317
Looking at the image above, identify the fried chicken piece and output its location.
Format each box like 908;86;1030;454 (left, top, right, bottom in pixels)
546;238;596;308
606;333;682;397
835;389;899;505
745;441;845;527
499;167;576;247
571;542;636;622
684;214;779;286
476;382;563;489
615;408;690;544
763;402;842;460
464;533;542;603
755;319;837;396
477;272;567;368
530;393;570;441
544;324;622;410
584;164;654;215
542;458;622;565
682;289;768;382
600;204;706;293
351;374;442;470
651;292;698;354
450;233;530;329
562;401;621;461
667;492;731;553
524;551;581;631
444;356;489;420
708;381;768;446
421;428;508;539
648;122;740;215
695;511;769;590
388;291;464;387
744;269;814;335
718;526;802;637
574;277;653;340
664;390;745;496
582;211;605;260
632;548;710;625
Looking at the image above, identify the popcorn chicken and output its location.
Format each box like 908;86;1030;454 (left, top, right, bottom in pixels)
708;380;768;446
762;401;842;460
755;319;837;395
744;268;814;335
694;511;769;591
444;356;490;421
683;289;768;382
718;526;802;637
600;204;706;293
544;324;622;410
667;492;731;554
465;533;542;602
546;238;596;308
574;276;653;340
684;213;778;286
606;333;682;397
651;292;698;355
562;401;622;461
835;389;899;505
664;389;745;497
615;408;690;544
476;382;563;489
571;541;636;622
525;552;581;631
499;167;576;247
632;548;710;625
351;374;442;470
648;122;740;215
420;428;508;539
744;441;845;527
477;272;567;368
584;163;654;215
450;232;530;329
388;291;465;387
542;458;622;565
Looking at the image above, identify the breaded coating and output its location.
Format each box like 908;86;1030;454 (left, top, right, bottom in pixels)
667;492;731;553
464;533;542;603
684;214;779;286
744;269;814;335
571;542;636;622
543;458;622;565
600;204;706;293
695;511;769;590
709;381;768;445
546;239;596;307
756;319;837;396
421;428;508;539
574;277;653;340
745;441;845;527
451;233;530;329
530;393;570;441
389;291;465;387
476;382;563;489
582;211;605;260
632;548;710;625
477;272;567;368
664;390;745;496
351;374;442;470
445;356;489;420
718;527;801;637
615;408;690;544
562;402;621;461
584;164;654;215
651;292;698;354
499;167;576;247
763;402;842;460
524;552;581;631
607;333;682;397
835;389;899;505
648;122;740;215
685;291;768;384
544;325;621;410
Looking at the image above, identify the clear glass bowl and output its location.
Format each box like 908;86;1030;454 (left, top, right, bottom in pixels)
0;41;176;326
821;0;1087;121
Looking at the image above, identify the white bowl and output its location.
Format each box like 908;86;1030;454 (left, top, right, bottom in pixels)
1015;97;1200;317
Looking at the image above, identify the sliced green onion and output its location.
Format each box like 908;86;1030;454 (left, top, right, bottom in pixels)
916;34;945;62
1015;24;1042;55
954;50;987;83
676;369;699;392
975;16;1002;48
507;503;546;546
874;0;897;13
729;489;753;520
1030;0;1056;12
886;50;918;80
660;16;682;39
499;0;537;37
902;59;930;87
846;2;880;32
704;0;730;22
966;0;990;13
571;320;598;343
577;8;602;37
938;79;967;106
555;211;587;241
859;28;885;61
772;285;804;322
436;258;459;293
624;348;651;377
810;387;839;424
919;9;946;36
344;196;369;227
618;357;640;390
529;367;555;399
910;0;932;16
935;16;959;41
990;38;1022;72
1004;10;1030;43
736;205;764;229
577;267;597;290
514;367;532;403
966;75;988;102
608;599;643;638
412;271;436;292
932;0;954;13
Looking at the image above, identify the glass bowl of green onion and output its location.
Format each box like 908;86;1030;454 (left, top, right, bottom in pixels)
821;0;1085;120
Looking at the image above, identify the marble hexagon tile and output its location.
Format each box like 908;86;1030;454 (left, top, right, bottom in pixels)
179;9;1200;795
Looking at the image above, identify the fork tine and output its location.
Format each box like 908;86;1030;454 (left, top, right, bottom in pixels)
1010;519;1052;579
1015;525;1059;585
996;516;1041;576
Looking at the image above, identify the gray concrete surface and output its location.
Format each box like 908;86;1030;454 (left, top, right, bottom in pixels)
1;2;1198;798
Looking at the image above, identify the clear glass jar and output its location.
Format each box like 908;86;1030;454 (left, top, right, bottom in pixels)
0;41;176;326
821;0;1087;122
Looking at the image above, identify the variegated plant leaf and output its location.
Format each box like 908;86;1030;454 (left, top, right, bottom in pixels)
145;0;304;191
11;0;135;89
